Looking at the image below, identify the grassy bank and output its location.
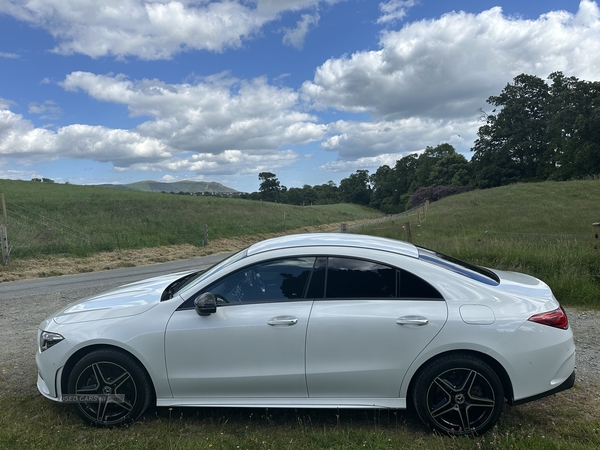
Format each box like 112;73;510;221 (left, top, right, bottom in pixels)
0;179;380;259
357;180;600;308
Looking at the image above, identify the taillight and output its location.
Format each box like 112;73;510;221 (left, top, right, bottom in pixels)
528;306;569;330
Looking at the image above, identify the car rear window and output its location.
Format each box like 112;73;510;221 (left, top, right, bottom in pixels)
418;248;500;286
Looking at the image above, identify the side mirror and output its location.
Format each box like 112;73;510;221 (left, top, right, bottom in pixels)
194;292;217;316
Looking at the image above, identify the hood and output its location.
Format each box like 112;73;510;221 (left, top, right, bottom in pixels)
52;271;192;324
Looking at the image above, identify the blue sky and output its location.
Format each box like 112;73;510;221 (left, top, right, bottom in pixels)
1;0;598;193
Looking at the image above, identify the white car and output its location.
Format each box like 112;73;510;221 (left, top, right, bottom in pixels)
36;233;575;435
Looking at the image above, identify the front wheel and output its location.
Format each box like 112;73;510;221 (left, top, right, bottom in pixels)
412;354;504;435
67;349;153;426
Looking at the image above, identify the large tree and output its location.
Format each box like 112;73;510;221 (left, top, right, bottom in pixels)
258;172;282;202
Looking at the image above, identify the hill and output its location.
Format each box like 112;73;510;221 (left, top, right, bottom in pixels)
97;180;239;194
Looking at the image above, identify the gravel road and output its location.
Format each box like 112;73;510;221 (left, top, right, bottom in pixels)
1;261;598;403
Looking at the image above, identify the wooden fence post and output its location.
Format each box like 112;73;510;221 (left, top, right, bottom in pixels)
404;221;412;243
1;193;6;220
593;222;600;250
1;225;8;265
340;223;347;233
204;224;209;246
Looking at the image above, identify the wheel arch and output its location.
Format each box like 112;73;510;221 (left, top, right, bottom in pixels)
406;349;514;405
61;344;157;402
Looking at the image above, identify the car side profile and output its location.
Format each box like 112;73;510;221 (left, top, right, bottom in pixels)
36;233;575;435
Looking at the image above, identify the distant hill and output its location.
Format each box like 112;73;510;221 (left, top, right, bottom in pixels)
97;180;239;194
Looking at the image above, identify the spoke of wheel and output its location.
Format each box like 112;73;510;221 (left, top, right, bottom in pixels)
91;363;109;385
430;400;457;418
109;371;132;390
96;396;109;422
433;376;456;396
458;369;478;392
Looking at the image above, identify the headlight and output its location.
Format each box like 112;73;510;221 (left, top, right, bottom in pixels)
40;331;64;352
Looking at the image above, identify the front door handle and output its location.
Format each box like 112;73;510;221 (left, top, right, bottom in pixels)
396;316;429;326
268;316;298;326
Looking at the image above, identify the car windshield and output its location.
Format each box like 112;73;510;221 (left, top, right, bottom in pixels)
162;248;248;300
418;247;500;286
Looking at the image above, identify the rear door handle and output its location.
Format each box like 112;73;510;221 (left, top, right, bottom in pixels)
268;316;298;326
396;316;429;326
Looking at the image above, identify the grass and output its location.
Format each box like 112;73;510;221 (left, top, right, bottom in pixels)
1;389;599;449
357;180;600;308
0;179;380;258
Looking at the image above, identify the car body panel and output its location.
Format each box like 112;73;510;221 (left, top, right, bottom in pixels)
165;301;312;398
306;299;447;398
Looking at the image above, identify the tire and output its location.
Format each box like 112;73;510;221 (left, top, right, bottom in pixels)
67;349;153;427
412;354;504;436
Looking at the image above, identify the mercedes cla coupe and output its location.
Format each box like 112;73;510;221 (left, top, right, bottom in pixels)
36;233;575;435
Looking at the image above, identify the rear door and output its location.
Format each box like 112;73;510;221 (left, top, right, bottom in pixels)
305;256;448;398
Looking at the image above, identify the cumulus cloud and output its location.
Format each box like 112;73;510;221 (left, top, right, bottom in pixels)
62;71;326;154
322;117;478;160
2;71;325;176
0;109;171;166
303;0;600;121
0;0;332;59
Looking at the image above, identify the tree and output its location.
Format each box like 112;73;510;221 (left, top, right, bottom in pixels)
258;172;282;202
369;165;399;213
339;170;371;205
472;74;551;187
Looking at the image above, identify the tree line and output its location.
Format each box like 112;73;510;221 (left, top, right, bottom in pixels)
246;71;600;213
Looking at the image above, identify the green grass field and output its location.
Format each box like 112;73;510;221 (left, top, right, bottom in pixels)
0;179;380;258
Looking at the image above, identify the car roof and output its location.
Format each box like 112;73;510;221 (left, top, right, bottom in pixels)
246;233;419;258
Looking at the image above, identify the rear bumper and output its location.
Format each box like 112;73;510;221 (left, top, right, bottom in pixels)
509;370;575;406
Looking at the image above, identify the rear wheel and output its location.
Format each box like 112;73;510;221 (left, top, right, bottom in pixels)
413;354;504;435
67;349;153;426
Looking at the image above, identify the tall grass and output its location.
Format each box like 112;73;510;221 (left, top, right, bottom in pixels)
358;180;600;308
0;180;380;258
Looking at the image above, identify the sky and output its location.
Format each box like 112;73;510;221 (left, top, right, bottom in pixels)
1;1;599;193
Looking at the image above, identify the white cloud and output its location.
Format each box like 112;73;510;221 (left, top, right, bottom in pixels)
282;12;320;49
377;0;417;24
0;0;333;60
2;71;324;176
62;71;326;154
0;52;20;59
303;0;600;121
322;117;479;159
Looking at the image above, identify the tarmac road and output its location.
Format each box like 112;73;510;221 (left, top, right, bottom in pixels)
0;252;232;301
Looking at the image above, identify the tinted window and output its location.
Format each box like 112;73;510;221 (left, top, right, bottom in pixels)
326;257;396;298
204;257;316;303
399;269;443;299
418;247;500;286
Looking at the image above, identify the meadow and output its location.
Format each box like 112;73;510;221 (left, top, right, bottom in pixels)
0;179;380;259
